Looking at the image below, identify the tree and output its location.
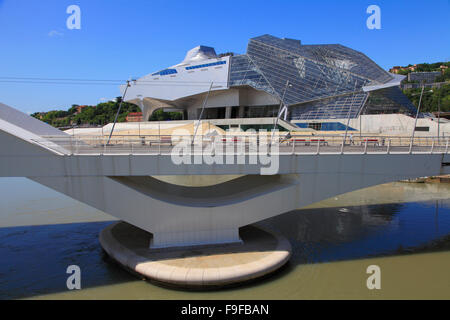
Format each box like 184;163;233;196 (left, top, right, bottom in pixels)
403;83;450;113
436;68;450;82
149;109;182;121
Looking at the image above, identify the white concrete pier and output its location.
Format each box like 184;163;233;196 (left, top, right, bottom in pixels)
100;221;291;287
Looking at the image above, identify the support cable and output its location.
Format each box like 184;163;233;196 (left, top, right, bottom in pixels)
192;82;214;144
106;80;131;145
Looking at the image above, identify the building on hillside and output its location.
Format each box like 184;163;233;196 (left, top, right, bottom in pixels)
401;81;446;90
389;66;404;74
75;105;89;114
389;65;417;74
408;72;441;83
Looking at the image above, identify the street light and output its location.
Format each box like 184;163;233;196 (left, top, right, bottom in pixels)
414;89;444;140
411;86;443;140
410;85;433;149
410;89;433;96
437;89;441;140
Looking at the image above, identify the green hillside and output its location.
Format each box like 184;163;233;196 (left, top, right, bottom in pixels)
396;61;450;113
403;83;450;113
31;98;182;128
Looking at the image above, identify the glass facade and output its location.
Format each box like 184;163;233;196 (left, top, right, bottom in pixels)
362;87;419;116
229;35;417;120
295;122;357;131
290;92;368;120
228;55;276;96
244;105;279;118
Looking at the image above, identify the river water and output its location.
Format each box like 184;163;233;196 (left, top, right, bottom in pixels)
0;177;449;299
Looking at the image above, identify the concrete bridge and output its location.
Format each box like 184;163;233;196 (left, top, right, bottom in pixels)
1;102;449;249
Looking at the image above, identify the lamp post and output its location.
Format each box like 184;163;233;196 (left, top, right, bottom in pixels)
437;89;441;141
410;85;433;148
343;81;358;146
137;94;143;137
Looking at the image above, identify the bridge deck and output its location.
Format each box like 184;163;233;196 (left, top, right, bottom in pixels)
32;134;450;156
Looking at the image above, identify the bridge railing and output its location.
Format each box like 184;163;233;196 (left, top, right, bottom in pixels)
32;134;450;156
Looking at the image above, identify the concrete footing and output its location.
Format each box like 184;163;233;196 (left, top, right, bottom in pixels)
99;221;291;288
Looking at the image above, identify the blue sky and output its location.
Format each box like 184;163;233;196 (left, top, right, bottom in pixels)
0;0;449;114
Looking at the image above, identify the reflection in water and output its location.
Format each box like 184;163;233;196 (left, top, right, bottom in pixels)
0;222;130;299
0;178;449;299
259;201;449;265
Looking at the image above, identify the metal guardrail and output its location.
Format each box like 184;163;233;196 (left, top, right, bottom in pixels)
32;134;450;156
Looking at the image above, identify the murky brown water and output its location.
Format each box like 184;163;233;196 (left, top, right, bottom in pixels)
0;178;449;299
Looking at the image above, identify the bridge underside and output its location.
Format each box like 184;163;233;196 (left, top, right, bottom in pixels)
29;153;447;248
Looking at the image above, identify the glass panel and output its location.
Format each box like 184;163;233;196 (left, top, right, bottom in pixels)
229;35;415;120
362;87;419;116
229;55;276;96
290;92;367;120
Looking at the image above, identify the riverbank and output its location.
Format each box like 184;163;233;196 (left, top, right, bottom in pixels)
401;174;450;184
